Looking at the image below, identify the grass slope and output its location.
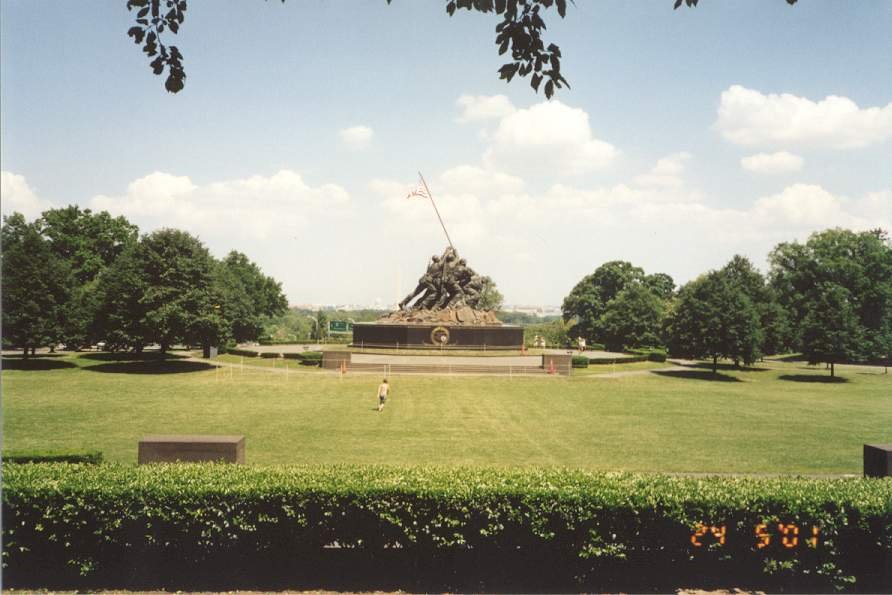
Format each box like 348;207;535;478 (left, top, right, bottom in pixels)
2;353;890;473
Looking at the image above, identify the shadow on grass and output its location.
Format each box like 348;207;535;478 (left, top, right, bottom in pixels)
768;354;805;363
84;360;214;375
80;352;188;362
778;374;849;384
653;370;742;382
681;362;767;373
1;356;77;371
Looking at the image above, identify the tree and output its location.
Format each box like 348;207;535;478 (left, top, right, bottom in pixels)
127;0;570;97
720;254;793;357
93;243;149;351
312;310;329;342
599;283;665;352
799;283;862;377
38;206;139;285
665;271;761;374
561;261;677;351
95;229;223;352
478;276;504;311
127;1;798;96
644;273;675;301
562;260;666;346
37;206;138;348
1;214;70;356
769;228;892;364
215;251;288;344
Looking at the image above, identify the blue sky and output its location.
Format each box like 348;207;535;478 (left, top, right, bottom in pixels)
2;1;891;306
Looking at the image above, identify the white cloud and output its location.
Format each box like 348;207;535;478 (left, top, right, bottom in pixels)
1;171;52;220
750;183;867;228
856;190;892;223
635;152;692;188
740;151;804;174
438;165;525;196
456;94;516;122
716;85;892;149
482;100;619;175
90;170;351;241
339;125;374;150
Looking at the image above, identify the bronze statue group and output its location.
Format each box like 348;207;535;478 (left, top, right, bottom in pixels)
398;247;487;311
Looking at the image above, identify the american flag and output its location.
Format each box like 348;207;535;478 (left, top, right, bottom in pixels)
406;184;429;199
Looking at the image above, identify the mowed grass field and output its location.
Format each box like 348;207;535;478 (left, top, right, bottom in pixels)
2;352;890;473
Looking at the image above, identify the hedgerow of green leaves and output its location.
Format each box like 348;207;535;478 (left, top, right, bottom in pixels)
3;464;890;590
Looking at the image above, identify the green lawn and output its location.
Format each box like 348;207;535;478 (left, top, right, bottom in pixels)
2;352;890;473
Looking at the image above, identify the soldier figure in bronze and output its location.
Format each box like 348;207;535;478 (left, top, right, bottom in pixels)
398;254;441;310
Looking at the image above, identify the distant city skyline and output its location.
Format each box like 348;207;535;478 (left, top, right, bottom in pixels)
2;1;890;305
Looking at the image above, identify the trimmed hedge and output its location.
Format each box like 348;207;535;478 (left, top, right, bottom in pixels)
571;355;589;368
2;464;890;591
259;351;281;359
282;351;322;366
2;450;102;465
626;348;668;362
589;355;650;365
226;347;259;358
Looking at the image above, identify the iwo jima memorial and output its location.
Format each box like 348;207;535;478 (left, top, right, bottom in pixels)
352;174;523;350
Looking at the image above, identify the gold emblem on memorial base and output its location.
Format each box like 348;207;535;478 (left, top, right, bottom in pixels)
430;326;450;345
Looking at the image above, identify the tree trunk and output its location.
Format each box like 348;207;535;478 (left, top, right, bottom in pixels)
23;345;30;359
830;362;835;377
160;342;169;354
713;355;718;375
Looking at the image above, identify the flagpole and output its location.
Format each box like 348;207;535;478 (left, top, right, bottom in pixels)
418;171;455;252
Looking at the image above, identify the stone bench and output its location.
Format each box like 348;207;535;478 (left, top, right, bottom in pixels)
138;435;245;464
864;444;892;478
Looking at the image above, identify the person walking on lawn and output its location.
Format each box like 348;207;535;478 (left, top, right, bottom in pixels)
377;378;390;412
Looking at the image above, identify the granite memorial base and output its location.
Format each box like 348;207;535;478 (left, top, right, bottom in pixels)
138;435;245;464
352;322;523;350
863;443;892;478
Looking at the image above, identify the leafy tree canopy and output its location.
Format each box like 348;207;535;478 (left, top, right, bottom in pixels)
769;228;892;363
599;283;665;352
215;251;288;344
800;282;862;377
38;206;138;285
127;0;797;95
478;276;505;311
664;269;761;372
1;214;70;355
562;260;672;349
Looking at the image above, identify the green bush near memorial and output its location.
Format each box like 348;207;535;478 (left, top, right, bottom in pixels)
3;463;890;591
2;352;890;473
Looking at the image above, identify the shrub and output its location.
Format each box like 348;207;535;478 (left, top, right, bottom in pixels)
227;348;259;358
588;342;606;351
297;351;322;366
589;355;650;365
627;348;668;362
2;450;102;465
2;464;890;591
571;356;589;368
259;352;281;359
